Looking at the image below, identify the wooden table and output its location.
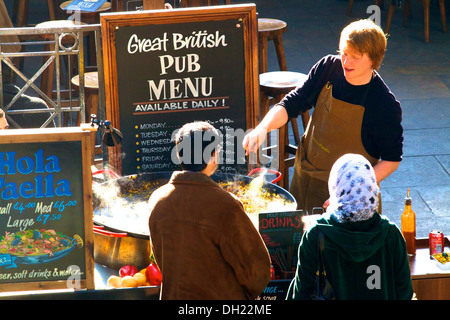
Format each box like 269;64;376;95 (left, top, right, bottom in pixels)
409;237;450;300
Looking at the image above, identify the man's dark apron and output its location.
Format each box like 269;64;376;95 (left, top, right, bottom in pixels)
289;81;380;215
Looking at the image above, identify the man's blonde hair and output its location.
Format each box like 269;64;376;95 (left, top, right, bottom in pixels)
0;109;4;118
339;19;387;70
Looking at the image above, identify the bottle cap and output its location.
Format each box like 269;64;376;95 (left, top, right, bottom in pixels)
405;188;411;205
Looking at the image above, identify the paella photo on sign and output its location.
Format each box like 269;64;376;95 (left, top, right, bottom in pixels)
0;229;83;268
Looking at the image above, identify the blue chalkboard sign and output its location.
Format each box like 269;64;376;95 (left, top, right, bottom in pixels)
0;127;95;292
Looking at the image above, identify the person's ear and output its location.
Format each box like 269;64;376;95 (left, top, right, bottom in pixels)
209;151;217;164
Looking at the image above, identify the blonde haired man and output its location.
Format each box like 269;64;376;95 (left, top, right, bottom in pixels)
243;19;403;214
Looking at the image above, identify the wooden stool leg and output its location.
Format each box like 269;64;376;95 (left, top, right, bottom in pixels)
403;0;411;27
290;118;300;145
348;0;354;16
385;3;395;34
258;34;269;74
259;89;269;123
273;34;287;71
300;111;309;131
87;90;99;120
439;0;447;33
80;90;98;125
47;0;56;20
16;0;29;27
423;0;430;42
111;0;120;11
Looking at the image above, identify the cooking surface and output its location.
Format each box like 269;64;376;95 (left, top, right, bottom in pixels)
93;176;166;237
93;172;296;236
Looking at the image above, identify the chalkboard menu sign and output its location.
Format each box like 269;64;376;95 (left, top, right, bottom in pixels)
101;5;258;175
0;128;94;292
259;210;303;280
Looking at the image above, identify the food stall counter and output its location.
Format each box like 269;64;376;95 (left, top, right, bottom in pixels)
0;263;160;300
409;237;450;300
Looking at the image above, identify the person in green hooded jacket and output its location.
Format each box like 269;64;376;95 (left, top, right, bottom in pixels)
286;153;413;300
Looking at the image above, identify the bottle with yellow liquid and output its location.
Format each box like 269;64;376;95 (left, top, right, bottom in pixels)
401;188;416;256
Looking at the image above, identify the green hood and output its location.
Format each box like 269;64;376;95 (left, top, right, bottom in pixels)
314;214;395;263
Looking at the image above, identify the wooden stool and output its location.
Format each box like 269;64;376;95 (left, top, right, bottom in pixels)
258;18;288;74
259;71;309;188
379;0;447;43
71;71;99;123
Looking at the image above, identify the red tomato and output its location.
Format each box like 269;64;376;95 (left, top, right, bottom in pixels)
119;265;138;277
145;263;162;286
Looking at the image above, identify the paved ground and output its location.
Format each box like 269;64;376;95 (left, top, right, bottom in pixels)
234;0;450;238
6;0;450;238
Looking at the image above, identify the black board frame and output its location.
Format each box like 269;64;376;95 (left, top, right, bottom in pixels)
100;4;259;175
0;127;95;292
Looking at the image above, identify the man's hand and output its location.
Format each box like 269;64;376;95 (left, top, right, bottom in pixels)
242;127;268;156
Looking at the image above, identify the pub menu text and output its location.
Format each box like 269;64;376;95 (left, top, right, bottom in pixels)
114;19;248;175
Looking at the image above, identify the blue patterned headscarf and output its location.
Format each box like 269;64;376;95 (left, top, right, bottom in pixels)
327;154;379;223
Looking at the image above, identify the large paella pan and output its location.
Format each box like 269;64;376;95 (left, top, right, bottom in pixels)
92;170;296;269
93;170;296;238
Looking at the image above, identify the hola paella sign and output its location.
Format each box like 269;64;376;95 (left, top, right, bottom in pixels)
0;128;94;292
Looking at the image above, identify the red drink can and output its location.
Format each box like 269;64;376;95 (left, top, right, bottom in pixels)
429;230;444;256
